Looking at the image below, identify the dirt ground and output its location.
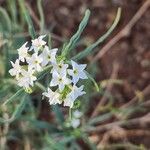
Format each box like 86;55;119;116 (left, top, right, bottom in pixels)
1;0;150;149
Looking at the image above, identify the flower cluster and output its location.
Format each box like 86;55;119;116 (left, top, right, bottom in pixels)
9;35;88;108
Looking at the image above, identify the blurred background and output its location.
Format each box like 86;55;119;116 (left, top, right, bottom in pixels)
0;0;150;149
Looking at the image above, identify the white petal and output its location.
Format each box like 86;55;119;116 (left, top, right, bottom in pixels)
64;97;74;108
67;69;74;76
71;60;78;69
59;83;65;91
71;119;80;128
78;64;87;71
79;71;88;79
50;78;58;87
72;75;79;84
9;69;15;76
39;34;46;40
73;110;82;118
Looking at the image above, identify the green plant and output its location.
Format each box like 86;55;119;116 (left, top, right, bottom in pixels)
0;1;125;149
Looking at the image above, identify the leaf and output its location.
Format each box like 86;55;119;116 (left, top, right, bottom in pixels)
85;71;100;92
48;34;52;49
4;44;10;77
0;94;27;123
11;94;28;119
7;0;17;26
18;0;36;39
27;119;60;133
45;135;67;150
0;7;12;32
3;88;24;105
37;0;45;32
61;9;91;58
52;105;65;127
72;7;121;60
35;82;46;91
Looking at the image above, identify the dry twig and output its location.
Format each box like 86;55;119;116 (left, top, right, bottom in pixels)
86;113;150;133
121;85;150;109
24;2;65;42
92;0;150;62
91;62;120;118
97;128;150;149
25;1;40;27
13;31;66;42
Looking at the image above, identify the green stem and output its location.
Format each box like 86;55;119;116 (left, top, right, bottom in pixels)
69;108;72;121
37;0;45;33
72;7;121;60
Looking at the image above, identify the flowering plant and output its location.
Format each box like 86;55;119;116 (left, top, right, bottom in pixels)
4;7;121;120
9;34;88;108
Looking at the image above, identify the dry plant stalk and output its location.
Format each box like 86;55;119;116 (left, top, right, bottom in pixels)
92;0;150;63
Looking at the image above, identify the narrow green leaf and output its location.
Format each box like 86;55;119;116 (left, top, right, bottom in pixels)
4;44;10;77
61;9;91;58
18;0;36;39
72;8;121;60
0;94;27;123
59;136;75;145
3;88;24;105
11;94;28;119
7;0;17;26
37;0;45;32
27;119;59;132
85;71;99;92
0;7;12;32
69;108;72;121
45;135;66;150
52;105;65;127
48;34;52;49
35;82;46;91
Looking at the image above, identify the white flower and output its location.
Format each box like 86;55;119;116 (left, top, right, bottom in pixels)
42;88;61;105
50;71;71;91
70;85;86;100
68;60;88;84
17;67;37;88
31;35;46;52
70;118;80;128
27;53;43;72
18;77;29;88
17;42;29;62
64;85;86;108
63;95;74;108
9;59;22;79
40;46;58;66
51;61;68;76
73;110;82;118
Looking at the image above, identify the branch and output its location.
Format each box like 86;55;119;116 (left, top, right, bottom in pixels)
91;62;120;118
92;0;150;62
85;113;150;133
